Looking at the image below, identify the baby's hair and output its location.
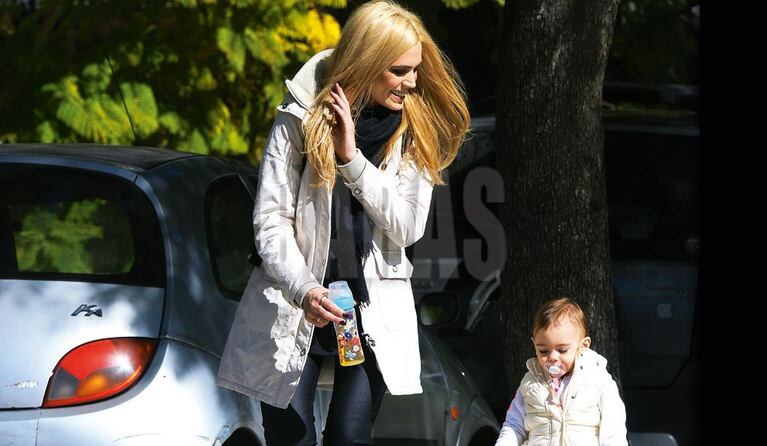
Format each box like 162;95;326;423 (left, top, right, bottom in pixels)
532;297;589;338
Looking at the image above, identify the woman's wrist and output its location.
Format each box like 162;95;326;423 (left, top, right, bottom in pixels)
336;149;358;166
336;149;366;183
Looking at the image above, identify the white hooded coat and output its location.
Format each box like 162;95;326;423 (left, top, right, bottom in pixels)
216;49;433;409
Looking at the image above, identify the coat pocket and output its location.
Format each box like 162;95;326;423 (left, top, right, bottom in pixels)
370;248;416;332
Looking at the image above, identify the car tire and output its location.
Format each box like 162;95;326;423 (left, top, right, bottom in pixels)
468;427;499;446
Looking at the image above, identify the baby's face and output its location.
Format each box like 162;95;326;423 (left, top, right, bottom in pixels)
532;320;591;377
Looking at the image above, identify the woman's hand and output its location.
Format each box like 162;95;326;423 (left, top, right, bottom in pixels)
302;287;345;327
329;83;357;164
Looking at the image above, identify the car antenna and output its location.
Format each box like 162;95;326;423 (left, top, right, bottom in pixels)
106;54;138;143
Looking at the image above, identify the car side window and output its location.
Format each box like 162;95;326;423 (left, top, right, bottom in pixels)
204;175;254;300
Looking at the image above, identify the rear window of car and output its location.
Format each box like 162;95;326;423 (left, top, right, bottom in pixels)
0;164;165;286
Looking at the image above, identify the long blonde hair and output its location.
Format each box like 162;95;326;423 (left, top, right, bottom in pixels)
303;0;470;190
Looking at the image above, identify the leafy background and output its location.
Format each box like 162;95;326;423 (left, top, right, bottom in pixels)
1;0;349;162
0;0;698;163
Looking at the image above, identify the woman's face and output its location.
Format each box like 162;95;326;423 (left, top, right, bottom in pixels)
372;42;422;110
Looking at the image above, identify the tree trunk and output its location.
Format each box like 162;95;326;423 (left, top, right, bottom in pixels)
497;0;622;389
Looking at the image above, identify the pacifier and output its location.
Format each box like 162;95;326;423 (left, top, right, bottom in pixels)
545;363;564;406
547;364;563;378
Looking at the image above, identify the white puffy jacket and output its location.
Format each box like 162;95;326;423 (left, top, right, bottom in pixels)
496;348;628;446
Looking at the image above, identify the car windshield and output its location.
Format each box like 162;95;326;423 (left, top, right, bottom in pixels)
0;164;165;286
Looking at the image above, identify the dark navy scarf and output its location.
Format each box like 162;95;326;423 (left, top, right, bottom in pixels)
327;105;402;304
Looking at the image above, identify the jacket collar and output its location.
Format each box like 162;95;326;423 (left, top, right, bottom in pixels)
525;348;608;382
285;49;334;110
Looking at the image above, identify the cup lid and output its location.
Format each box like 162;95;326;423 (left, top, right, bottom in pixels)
329;281;354;310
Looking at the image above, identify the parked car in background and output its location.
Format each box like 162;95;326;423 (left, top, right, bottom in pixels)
0;145;498;445
410;87;700;446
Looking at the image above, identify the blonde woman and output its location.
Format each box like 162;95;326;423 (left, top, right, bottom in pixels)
217;1;470;444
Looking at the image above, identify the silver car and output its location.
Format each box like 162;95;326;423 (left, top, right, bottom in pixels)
0;144;498;446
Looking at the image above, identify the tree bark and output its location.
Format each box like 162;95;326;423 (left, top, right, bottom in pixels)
497;0;622;389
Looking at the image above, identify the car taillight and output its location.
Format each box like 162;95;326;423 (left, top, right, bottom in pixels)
43;338;157;408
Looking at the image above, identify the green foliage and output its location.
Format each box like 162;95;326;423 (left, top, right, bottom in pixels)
439;0;503;8
34;60;159;144
0;0;344;162
318;0;348;7
440;0;481;8
217;27;248;74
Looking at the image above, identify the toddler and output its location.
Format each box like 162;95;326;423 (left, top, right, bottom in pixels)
495;297;628;446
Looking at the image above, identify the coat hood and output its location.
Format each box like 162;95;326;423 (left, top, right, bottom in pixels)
285;48;334;110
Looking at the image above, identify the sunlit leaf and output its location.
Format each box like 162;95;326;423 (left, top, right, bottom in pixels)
178;129;210;154
159;111;184;135
119;82;159;137
217;26;246;74
441;0;482;9
36;121;58;143
316;0;347;7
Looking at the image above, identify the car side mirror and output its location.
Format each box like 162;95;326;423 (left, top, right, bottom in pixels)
417;292;460;327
